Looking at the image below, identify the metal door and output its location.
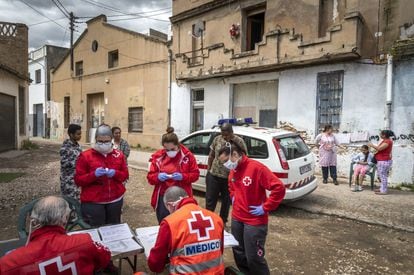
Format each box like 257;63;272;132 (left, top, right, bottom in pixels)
33;104;43;137
0;93;16;152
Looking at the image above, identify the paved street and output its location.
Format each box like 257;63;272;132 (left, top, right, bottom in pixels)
0;141;413;274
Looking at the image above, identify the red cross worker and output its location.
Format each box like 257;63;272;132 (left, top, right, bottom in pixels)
147;186;224;274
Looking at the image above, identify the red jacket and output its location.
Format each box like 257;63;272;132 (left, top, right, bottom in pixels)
75;148;129;203
148;197;224;274
229;155;286;226
0;226;110;275
147;144;199;209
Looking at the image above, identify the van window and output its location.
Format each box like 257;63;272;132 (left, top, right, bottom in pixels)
277;136;310;160
242;136;268;159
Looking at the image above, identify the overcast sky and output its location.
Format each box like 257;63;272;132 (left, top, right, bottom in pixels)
0;0;171;51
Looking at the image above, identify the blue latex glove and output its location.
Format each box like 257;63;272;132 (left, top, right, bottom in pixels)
158;172;169;182
95;167;107;177
107;169;116;178
171;172;183;181
249;205;265;216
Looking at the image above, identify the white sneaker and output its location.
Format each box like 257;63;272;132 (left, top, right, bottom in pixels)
351;185;358;192
357;185;363;192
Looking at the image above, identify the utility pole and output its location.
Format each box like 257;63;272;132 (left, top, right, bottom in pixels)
69;12;74;72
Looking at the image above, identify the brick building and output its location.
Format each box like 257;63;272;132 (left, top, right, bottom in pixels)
0;21;29;151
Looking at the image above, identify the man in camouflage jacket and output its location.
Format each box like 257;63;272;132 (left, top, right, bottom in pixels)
60;124;82;200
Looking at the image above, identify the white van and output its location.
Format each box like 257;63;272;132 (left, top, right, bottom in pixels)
181;125;317;201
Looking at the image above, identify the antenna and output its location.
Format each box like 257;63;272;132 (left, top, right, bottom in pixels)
193;20;205;38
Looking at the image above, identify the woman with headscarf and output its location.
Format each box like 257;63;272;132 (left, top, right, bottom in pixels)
75;124;129;226
147;127;200;223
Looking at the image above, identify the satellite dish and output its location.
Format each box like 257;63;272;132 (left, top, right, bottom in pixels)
193;21;205;38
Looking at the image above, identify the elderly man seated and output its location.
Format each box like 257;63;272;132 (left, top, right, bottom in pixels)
0;196;111;274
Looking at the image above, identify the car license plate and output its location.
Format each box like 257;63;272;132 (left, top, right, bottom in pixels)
300;164;312;174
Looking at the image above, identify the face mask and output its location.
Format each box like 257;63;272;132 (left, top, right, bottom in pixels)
166;150;178;158
224;158;239;170
95;142;113;154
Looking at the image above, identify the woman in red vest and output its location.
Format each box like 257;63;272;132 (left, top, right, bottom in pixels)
147;127;200;223
369;130;394;195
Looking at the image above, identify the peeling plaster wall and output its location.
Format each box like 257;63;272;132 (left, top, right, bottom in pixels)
172;60;414;184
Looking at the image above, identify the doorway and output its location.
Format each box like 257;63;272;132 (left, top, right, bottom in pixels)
33;104;44;137
0;93;16;151
87;93;105;142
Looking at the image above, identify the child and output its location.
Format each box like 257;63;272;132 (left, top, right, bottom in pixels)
351;145;374;192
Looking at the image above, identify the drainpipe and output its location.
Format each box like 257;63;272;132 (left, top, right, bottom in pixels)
384;54;393;130
168;49;173;126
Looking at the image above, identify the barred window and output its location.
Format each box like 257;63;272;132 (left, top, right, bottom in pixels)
316;70;344;132
128;107;143;133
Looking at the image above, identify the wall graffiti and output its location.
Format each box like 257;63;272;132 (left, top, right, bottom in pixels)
369;134;414;143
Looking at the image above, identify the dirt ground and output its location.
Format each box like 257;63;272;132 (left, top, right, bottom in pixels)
0;141;413;274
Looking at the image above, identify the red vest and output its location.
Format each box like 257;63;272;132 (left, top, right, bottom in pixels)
164;203;224;275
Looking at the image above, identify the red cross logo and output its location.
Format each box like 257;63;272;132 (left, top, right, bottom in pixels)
187;211;214;241
242;176;252;186
38;256;77;275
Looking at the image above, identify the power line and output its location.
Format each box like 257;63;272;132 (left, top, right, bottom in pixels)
51;0;70;18
19;0;67;30
29;17;67;27
76;7;172;19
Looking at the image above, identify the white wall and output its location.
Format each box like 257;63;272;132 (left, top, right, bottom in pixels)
278;62;387;136
172;61;413;184
28;58;46;115
171;82;191;138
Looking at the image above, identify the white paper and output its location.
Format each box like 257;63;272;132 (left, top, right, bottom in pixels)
99;223;133;243
135;226;238;257
135;226;160;257
67;229;101;242
334;133;351;144
224;231;239;248
103;238;143;255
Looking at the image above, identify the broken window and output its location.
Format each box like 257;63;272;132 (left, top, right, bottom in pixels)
190;21;205;65
108;50;119;68
318;0;334;38
64;96;70;129
244;5;265;51
18;86;25;135
316;71;344;132
128;107;143;133
75;61;83;76
35;69;41;84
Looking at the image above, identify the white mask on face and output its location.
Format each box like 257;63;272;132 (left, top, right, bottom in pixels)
166;150;178;158
94;142;113;154
224;158;239;170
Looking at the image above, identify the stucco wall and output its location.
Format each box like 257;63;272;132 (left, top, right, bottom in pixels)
50;16;169;149
0;70;28;149
171;60;414;184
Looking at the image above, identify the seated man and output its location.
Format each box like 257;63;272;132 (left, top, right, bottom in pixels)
0;196;111;274
148;186;224;274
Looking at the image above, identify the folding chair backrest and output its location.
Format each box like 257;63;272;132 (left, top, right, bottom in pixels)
17;196;91;239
